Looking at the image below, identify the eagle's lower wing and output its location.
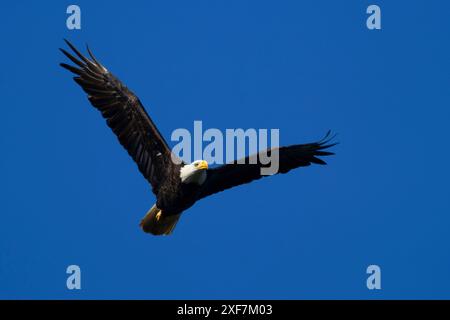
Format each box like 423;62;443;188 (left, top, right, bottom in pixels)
196;132;336;200
60;40;174;195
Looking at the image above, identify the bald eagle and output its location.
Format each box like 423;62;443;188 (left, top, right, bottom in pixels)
60;40;336;236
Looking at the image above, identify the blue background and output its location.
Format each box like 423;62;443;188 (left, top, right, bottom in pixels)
1;1;450;299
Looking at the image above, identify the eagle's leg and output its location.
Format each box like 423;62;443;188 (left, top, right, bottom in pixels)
139;204;181;235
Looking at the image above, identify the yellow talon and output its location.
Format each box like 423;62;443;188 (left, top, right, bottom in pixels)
155;211;162;221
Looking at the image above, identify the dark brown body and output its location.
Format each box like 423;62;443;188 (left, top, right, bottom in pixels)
155;164;202;216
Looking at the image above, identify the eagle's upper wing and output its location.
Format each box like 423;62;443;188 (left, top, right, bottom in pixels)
60;40;175;195
196;132;336;200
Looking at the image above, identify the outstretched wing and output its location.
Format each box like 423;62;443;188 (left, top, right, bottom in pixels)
60;39;174;195
197;131;336;200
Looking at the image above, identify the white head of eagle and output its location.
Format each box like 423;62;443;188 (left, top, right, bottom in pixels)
180;160;208;185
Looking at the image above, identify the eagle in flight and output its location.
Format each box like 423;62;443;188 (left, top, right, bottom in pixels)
60;40;336;235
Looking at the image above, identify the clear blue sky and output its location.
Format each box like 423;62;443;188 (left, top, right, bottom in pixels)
1;1;450;299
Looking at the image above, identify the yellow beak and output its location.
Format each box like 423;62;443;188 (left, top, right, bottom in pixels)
197;160;208;170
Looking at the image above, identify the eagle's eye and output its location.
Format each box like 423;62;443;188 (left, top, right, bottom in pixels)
194;163;198;167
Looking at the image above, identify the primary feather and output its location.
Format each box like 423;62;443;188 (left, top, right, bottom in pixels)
60;39;175;195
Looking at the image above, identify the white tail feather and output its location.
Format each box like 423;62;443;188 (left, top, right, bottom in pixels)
139;204;181;235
